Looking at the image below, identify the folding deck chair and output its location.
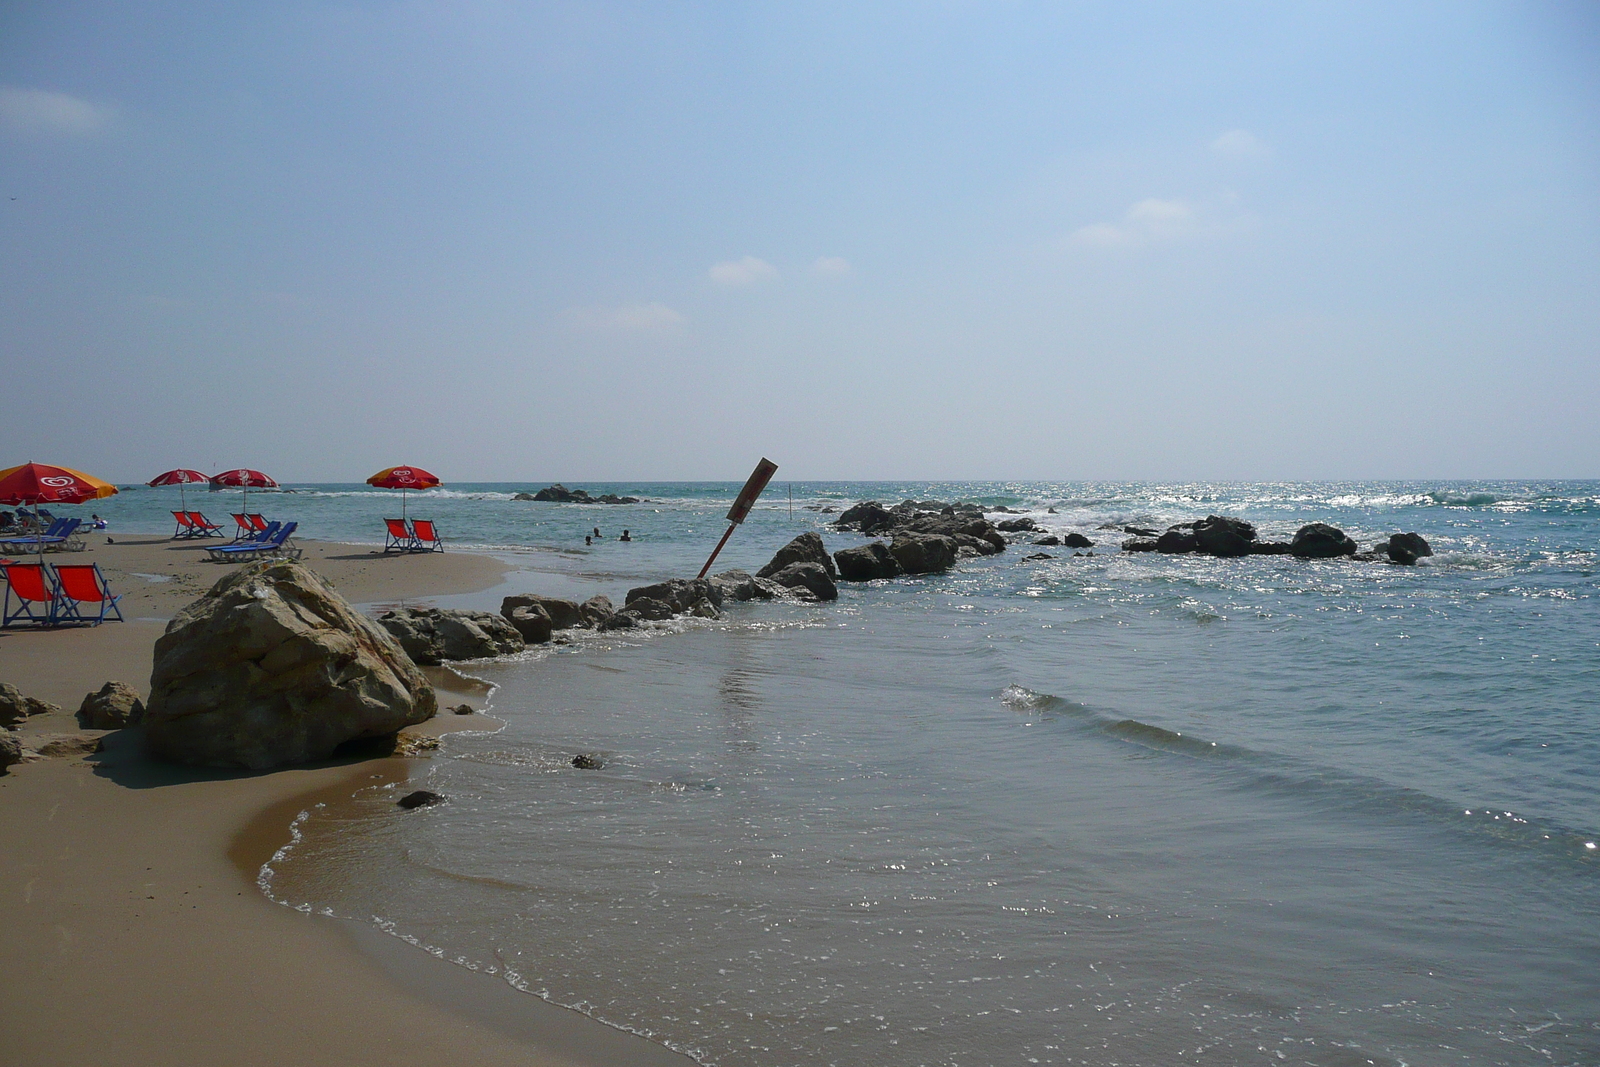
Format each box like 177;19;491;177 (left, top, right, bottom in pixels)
173;511;198;538
383;518;418;553
410;519;444;552
186;512;226;537
1;562;57;627
230;514;269;541
51;564;123;626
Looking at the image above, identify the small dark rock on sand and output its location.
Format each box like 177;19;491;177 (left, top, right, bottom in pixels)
398;790;445;809
452;704;474;715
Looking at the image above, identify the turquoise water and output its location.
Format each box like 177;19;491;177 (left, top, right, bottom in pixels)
120;480;1599;1065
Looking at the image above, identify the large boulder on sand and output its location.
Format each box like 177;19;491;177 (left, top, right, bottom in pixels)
834;542;903;581
757;532;837;580
377;607;527;664
77;681;145;729
1291;523;1358;559
765;561;838;601
0;683;58;729
501;594;582;630
890;533;958;575
0;732;21;774
144;561;437;770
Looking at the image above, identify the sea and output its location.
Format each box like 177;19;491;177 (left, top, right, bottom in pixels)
93;480;1599;1065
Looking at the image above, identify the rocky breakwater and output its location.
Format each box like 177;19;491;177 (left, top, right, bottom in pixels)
514;484;640;505
500;592;619;639
830;500;1008;581
755;532;839;601
144;561;437;770
1122;516;1431;564
376;607;527;665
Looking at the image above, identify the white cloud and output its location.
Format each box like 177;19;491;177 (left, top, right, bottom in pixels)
1210;128;1271;159
811;256;851;277
0;87;113;135
565;302;687;335
709;256;778;286
1072;198;1203;247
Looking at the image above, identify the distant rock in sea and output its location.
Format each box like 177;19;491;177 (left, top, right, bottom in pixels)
524;484;640;505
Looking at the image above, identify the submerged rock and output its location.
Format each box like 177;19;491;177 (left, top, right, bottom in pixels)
1121;537;1159;552
626;578;723;615
571;753;606;770
1062;533;1094;549
76;681;145;730
765;561;838;601
757;532;837;580
503;603;554;644
834;542;903;582
1192;515;1256;558
501;594;582;630
398;790;445;809
1155;529;1198;554
378;607;527;664
890;533;959;575
1290;523;1358;559
620;596;675;622
1385;532;1433;564
578;594;617;628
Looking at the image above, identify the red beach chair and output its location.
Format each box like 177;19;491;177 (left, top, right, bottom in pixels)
383;518;416;553
187;511;226;538
51;564;123;626
1;562;57;628
248;514;270;533
410;519;444;552
173;511;197;538
230;513;254;540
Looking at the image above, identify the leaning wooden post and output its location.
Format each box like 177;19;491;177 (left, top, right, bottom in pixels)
698;457;779;579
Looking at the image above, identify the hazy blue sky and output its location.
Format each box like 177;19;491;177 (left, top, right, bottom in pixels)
2;1;1596;482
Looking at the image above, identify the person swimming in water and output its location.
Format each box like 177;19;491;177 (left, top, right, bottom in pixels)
619;529;631;541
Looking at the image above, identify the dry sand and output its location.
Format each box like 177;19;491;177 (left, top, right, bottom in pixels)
0;537;689;1067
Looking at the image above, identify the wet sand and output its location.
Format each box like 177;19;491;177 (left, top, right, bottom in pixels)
0;536;690;1067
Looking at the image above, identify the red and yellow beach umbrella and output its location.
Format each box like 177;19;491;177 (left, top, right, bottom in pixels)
0;462;119;506
0;462;118;551
366;465;441;519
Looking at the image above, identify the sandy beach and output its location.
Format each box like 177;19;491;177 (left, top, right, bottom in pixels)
0;535;689;1067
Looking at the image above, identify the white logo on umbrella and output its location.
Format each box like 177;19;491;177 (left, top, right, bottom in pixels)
40;476;75;487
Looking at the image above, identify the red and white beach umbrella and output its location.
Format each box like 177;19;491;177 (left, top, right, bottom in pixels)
210;468;278;514
147;468;210;511
366;465;441;519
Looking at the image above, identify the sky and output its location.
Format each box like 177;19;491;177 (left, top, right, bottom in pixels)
1;0;1597;483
